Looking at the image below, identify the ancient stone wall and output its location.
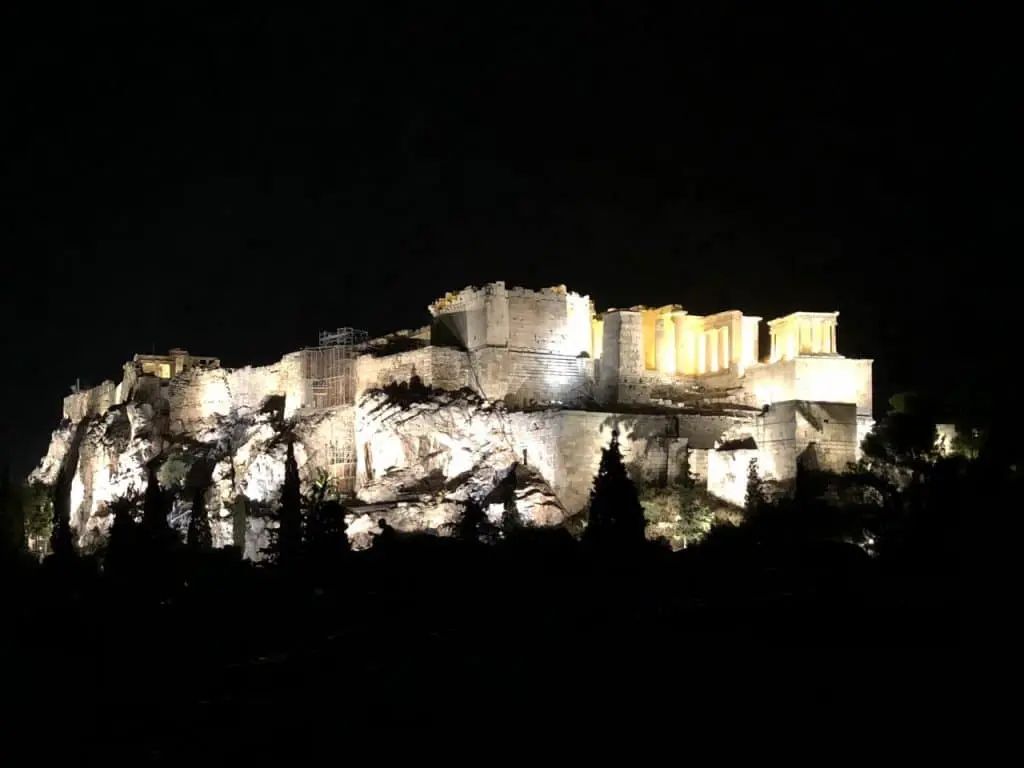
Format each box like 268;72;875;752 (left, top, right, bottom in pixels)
707;447;759;507
791;401;859;472
63;380;118;423
743;357;873;415
506;286;593;356
164;354;304;434
503;351;594;406
356;345;597;409
504;410;749;514
597;310;644;403
428;282;512;350
754;400;859;480
357;347;437;395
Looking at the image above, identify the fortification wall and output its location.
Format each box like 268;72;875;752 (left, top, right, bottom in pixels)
427;282;593;357
357;347;438;394
166;354;303;434
356;345;597;409
792;401;859;471
754;400;859;480
503;352;593;406
505;409;752;514
63;381;118;423
428;282;509;350
507;286;592;356
744;357;873;415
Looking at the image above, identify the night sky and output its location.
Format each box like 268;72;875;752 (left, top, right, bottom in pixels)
2;4;1012;476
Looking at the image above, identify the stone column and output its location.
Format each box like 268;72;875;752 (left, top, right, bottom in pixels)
720;326;730;370
708;329;718;373
698;332;707;374
830;322;837;354
672;313;688;375
656;315;676;373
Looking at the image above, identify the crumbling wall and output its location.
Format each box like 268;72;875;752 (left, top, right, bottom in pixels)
63;380;118;423
791;401;859;472
428;282;509;350
515;411;704;514
356;346;482;398
754;400;859;481
502;408;755;513
166;355;301;434
356;345;597;409
353;395;722;519
357;347;436;397
707;448;759;507
676;412;754;449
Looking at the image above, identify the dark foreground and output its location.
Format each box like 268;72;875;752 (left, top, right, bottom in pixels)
4;533;958;755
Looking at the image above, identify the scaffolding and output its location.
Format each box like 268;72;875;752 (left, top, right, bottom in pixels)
322;408;358;491
301;327;368;410
301;327;367;492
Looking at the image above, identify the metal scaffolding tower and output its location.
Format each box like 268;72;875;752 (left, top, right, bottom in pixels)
301;327;368;410
300;327;367;492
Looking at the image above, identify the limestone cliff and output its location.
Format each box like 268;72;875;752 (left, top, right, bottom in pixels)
356;388;566;523
29;381;565;558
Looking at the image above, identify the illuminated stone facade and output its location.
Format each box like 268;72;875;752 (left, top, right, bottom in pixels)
33;281;874;552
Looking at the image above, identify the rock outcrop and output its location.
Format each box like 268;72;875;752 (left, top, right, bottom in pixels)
29;384;565;558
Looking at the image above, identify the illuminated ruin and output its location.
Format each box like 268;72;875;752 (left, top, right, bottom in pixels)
34;281;873;553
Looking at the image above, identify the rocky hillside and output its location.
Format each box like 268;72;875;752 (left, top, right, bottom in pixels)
30;384;565;558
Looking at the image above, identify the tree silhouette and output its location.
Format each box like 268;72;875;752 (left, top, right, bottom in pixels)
263;439;303;567
0;467;26;560
584;429;646;547
862;392;940;475
449;499;497;544
140;463;175;548
187;485;212;551
49;483;76;561
48;419;89;563
105;492;140;579
499;465;524;535
745;457;766;512
305;498;349;575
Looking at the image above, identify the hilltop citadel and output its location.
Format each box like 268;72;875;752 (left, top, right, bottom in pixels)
34;281;873;552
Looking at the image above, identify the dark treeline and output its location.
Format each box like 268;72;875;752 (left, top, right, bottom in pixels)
0;393;988;749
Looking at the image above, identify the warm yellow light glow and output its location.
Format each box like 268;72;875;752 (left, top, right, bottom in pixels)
768;311;840;362
656;314;676;373
591;317;604;360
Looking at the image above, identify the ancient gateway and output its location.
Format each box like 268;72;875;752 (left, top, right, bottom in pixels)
32;282;872;555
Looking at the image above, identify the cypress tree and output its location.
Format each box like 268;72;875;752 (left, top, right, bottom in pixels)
745;457;767;512
499;465;524;535
186;485;212;551
584;429;646;548
264;439;303;567
305;499;349;574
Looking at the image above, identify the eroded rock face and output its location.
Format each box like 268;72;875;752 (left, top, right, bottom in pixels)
356;389;566;526
29;398;318;553
29;383;566;557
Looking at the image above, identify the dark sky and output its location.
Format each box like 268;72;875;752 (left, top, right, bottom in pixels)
1;3;1013;475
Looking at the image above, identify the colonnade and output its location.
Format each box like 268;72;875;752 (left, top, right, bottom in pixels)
768;313;839;363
